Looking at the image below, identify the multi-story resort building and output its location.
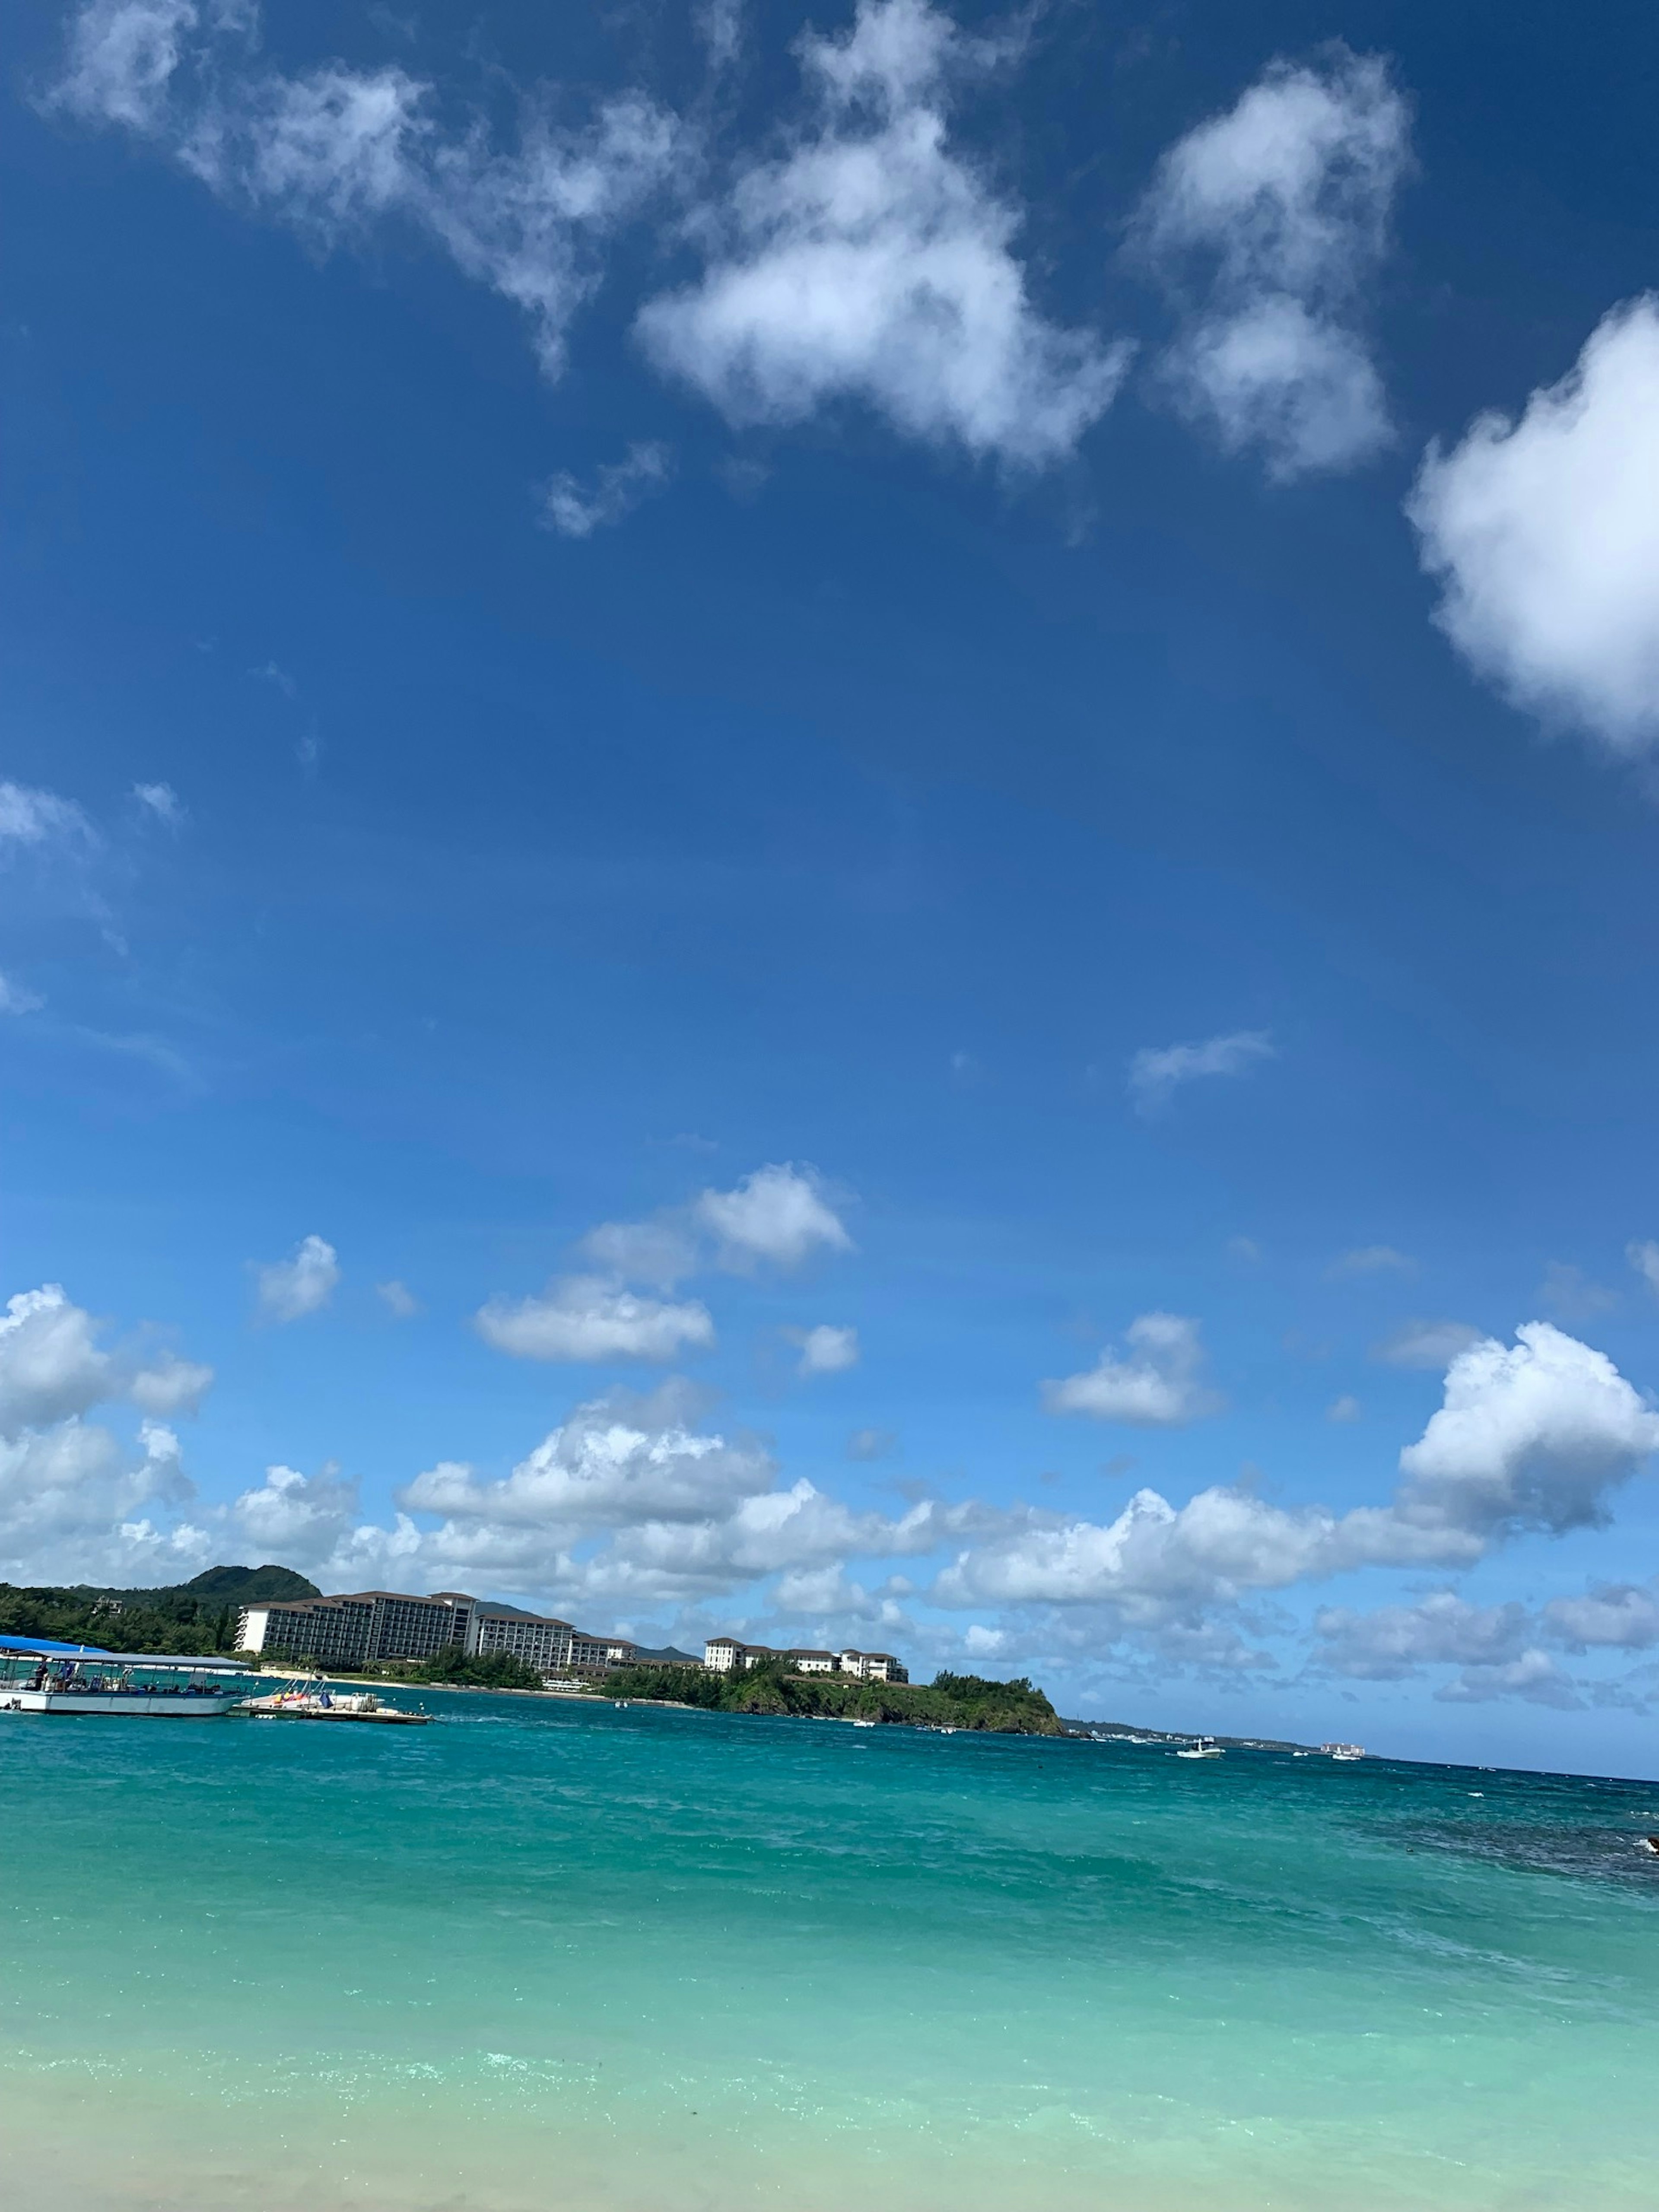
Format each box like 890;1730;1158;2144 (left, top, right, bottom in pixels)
703;1637;908;1683
236;1589;638;1677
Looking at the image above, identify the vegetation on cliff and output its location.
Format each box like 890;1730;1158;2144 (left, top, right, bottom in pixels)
596;1660;1062;1734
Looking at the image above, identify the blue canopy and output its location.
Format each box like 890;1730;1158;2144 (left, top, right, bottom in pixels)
0;1634;119;1658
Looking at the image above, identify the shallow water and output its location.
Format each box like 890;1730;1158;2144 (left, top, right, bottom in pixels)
3;1693;1656;2209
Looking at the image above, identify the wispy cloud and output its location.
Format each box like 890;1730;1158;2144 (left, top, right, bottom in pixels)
1128;1028;1274;1112
541;442;673;538
253;1234;340;1324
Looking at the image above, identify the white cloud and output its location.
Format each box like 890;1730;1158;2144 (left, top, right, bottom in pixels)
230;1461;365;1571
1128;1028;1273;1112
253;1233;340;1324
132;779;184;826
1627;1239;1659;1296
1408;299;1659;754
1326;1394;1361;1423
0;779;95;850
694;1162;853;1270
1329;1244;1413;1278
1043;1313;1222;1427
637;0;1128;466
942;1323;1659;1633
786;1323;860;1376
0;973;45;1016
0;1284;213;1440
474;1276;715;1362
376;1278;420;1319
47;0;196;131
50;2;685;381
1134;48;1408;477
0;1286;114;1435
1313;1589;1533;1681
542;443;672;537
0;1414;196;1583
127;1351;214;1417
400;1385;773;1532
1437;1648;1581;1710
1392;1322;1659;1544
1371;1317;1482;1370
1544;1580;1659;1652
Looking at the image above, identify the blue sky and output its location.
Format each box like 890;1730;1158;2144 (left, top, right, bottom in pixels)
6;0;1659;1771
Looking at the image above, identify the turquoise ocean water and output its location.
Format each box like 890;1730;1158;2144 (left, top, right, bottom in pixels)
3;1691;1658;2210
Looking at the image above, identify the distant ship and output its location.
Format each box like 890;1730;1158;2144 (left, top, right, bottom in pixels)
1322;1742;1367;1761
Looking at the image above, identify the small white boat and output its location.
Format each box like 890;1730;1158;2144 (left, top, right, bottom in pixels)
1175;1736;1225;1759
0;1641;249;1718
245;1678;429;1725
1322;1742;1367;1761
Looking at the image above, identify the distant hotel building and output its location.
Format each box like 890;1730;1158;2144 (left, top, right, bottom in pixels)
703;1637;908;1683
236;1589;638;1676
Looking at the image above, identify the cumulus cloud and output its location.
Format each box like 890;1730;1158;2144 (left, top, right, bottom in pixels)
49;0;685;380
379;1383;951;1606
0;1285;116;1434
542;442;672;537
1436;1648;1581;1709
1133;48;1408;477
1043;1313;1222;1427
638;0;1128;465
402;1386;773;1532
1408;298;1659;755
943;1322;1659;1639
0;1285;213;1439
474;1277;715;1362
1371;1317;1482;1370
1391;1322;1659;1545
1544;1580;1659;1652
230;1461;367;1572
127;1351;215;1417
694;1162;853;1270
1128;1028;1273;1112
0;1414;197;1583
1313;1589;1534;1681
253;1234;340;1324
376;1278;420;1319
786;1323;860;1376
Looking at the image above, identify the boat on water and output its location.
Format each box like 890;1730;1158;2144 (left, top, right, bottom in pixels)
245;1678;429;1725
1175;1736;1225;1759
1322;1742;1367;1761
0;1637;250;1718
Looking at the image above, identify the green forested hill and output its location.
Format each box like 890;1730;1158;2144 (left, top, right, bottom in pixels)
0;1564;320;1654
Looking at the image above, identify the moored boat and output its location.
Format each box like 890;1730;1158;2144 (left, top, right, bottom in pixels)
244;1677;430;1724
0;1638;250;1718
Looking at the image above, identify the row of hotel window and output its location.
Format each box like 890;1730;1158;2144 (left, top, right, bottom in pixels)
235;1592;906;1682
